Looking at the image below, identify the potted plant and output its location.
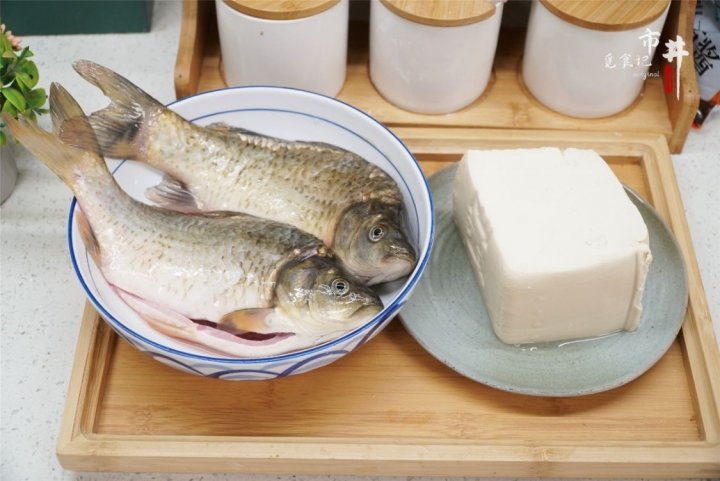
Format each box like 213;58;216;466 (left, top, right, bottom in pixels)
1;22;47;204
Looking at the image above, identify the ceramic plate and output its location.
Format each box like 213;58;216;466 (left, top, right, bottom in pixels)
401;164;688;397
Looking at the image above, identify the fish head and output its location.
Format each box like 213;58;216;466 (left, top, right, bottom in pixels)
275;256;383;336
333;203;417;285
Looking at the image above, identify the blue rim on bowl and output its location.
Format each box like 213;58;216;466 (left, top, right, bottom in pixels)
67;85;435;364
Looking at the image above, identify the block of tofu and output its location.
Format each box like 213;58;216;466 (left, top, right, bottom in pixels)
452;147;652;345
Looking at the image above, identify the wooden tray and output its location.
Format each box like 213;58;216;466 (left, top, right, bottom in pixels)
57;129;720;477
174;0;699;153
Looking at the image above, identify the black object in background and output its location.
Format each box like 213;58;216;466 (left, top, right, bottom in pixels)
0;0;153;35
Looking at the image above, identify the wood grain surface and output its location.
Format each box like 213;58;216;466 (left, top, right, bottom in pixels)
57;129;720;476
540;0;671;31
380;0;496;26
174;0;210;99
222;0;339;20
95;320;697;441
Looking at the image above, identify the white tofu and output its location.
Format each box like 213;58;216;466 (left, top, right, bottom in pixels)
453;148;652;345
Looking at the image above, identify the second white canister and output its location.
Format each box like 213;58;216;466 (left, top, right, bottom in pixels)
522;0;670;118
216;0;349;97
370;0;504;114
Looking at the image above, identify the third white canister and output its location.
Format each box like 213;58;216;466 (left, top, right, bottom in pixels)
216;0;348;97
522;0;670;118
370;0;504;114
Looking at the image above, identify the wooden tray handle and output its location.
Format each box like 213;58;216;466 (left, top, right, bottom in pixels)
662;0;700;153
175;0;213;99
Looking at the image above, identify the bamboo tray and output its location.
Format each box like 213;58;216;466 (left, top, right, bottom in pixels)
57;0;718;476
57;128;720;477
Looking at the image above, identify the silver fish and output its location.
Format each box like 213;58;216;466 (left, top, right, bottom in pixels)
70;60;417;286
5;83;382;358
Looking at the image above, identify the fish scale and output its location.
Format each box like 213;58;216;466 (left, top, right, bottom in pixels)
141;101;398;229
86;199;301;321
70;160;321;319
7;81;384;358
73;60;416;286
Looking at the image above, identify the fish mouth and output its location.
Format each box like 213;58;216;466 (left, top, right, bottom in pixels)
351;304;383;323
341;244;416;286
363;253;415;286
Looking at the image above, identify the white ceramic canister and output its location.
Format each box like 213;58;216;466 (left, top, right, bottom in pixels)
522;0;670;118
370;0;504;114
216;0;349;97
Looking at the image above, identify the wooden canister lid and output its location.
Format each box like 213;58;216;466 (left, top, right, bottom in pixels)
380;0;497;27
223;0;340;20
540;0;670;31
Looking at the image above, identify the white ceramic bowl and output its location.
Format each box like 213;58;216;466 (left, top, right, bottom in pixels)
68;86;434;380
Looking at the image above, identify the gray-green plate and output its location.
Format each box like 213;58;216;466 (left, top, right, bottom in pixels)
401;165;688;397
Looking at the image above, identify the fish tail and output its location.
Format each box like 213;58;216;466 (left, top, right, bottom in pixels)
73;59;163;159
49;83;85;133
50;82;105;162
4;85;109;192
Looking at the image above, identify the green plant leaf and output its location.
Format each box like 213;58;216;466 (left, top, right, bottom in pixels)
0;60;13;81
1;54;17;75
0;130;7;146
1;87;26;112
15;73;33;91
15;72;37;92
2;99;18;116
0;34;11;53
28;88;46;109
17;61;39;88
14;77;29;95
18;47;33;60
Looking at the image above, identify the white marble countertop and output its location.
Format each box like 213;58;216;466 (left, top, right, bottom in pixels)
1;2;718;481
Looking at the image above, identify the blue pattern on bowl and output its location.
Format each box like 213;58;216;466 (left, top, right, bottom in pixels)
67;86;434;380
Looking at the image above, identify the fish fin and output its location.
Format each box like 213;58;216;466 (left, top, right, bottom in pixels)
205;121;263;137
205;122;294;148
200;210;257;220
115;288;205;338
205;122;348;154
145;175;202;214
75;208;102;266
217;308;277;335
87;105;144;159
114;288;300;357
48;83;105;158
49;83;85;134
73;60;163;159
73;60;161;111
1;113;107;189
295;139;351;153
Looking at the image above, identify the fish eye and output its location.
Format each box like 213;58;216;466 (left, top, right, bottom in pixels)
368;225;385;242
331;278;350;296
